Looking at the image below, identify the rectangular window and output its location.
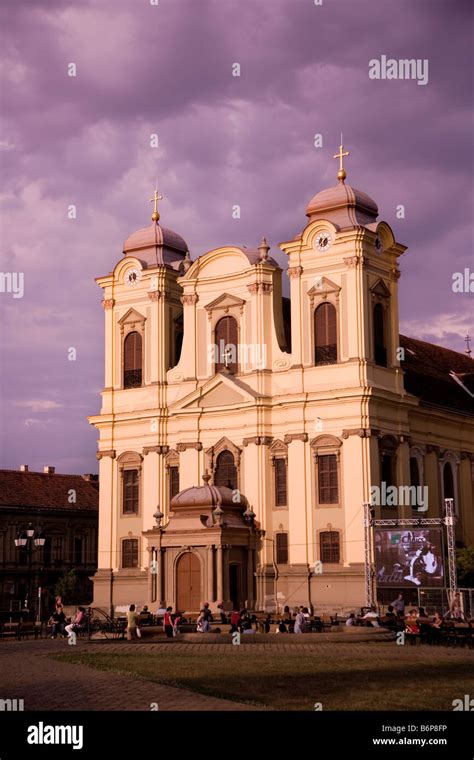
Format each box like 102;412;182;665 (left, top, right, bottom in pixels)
274;458;287;507
169;466;180;502
276;533;288;564
381;454;395;490
74;537;84;565
122;539;139;569
123;469;139;514
318;454;338;504
320;531;340;564
53;537;63;565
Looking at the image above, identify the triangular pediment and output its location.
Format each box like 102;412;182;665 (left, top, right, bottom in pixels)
204;292;246;313
307;276;340;297
371;279;391;298
169;372;260;412
118;307;146;325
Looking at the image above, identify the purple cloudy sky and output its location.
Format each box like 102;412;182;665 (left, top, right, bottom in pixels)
0;0;472;475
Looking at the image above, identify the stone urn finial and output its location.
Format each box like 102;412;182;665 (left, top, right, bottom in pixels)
202;469;211;485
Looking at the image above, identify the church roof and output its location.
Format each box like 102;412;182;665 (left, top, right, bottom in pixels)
171;480;248;511
123;221;188;269
400;335;474;415
0;470;99;511
305;182;378;228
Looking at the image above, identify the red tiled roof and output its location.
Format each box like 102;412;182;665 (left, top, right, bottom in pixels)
0;470;99;511
400;335;474;415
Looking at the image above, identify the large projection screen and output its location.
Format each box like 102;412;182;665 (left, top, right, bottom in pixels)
374;528;445;588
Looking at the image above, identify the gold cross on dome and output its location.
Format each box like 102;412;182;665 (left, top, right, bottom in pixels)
333;138;350;182
150;187;163;221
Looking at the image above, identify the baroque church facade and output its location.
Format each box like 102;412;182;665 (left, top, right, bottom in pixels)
89;155;474;614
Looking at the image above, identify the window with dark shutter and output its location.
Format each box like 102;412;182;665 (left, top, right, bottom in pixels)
214;450;237;489
381;454;395;491
123;469;139;514
276;533;289;564
123;331;143;388
373;304;387;367
409;457;420;509
274;458;287;506
314;303;337;365
443;462;454;499
122;539;138;568
319;531;340;563
169;466;180;501
215;316;238;374
318;454;338;504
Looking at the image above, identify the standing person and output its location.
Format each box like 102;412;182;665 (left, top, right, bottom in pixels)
164;607;174;638
65;607;85;639
55;596;64;614
294;607;306;634
126;604;140;641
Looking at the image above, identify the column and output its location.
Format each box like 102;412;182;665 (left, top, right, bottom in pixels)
397;439;411;519
247;548;254;607
158;548;165;606
207;545;214;602
216;545;223;602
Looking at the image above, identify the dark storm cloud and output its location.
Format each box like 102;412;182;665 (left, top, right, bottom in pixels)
0;0;472;472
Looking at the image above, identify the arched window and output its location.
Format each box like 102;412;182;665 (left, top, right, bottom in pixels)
214;450;237;489
314;302;337;365
214;316;238;374
373;304;387;367
443;462;455;500
319;531;340;564
123;331;142;388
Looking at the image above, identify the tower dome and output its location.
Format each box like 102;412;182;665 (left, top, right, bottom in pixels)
305;182;378;228
123;222;188;270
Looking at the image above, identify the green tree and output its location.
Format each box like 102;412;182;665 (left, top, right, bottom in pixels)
54;569;80;604
456;546;474;587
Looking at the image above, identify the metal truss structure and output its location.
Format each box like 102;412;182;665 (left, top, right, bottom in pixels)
363;498;458;607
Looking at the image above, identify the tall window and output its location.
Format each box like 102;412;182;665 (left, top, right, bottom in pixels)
123;331;142;388
410;457;420;510
276;533;288;564
53;537;63;565
215;316;238;374
320;531;340;563
443;462;455;500
373;304;387;367
169;466;180;501
214;450;237;489
274;458;287;507
122;539;139;569
314;302;337;365
318;454;339;504
74;537;84;565
123;469;139;514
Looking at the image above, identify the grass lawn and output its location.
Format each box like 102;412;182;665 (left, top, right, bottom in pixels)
50;642;474;711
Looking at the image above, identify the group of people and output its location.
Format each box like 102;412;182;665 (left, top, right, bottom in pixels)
345;591;468;633
48;596;86;641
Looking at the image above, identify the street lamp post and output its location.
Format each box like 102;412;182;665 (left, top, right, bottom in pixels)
14;522;46;620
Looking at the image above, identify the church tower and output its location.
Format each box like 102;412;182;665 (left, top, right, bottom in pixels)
91;192;189;610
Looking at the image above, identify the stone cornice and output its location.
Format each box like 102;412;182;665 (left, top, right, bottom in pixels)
242;436;273;447
143;445;170;456
176;442;203;452
283;433;308;444
96;449;116;460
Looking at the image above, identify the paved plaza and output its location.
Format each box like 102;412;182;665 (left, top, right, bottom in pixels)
1;635;472;712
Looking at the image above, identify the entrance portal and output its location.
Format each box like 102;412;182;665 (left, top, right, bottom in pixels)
176;552;201;611
229;563;241;610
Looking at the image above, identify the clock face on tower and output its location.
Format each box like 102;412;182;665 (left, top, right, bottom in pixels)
126;268;141;286
315;232;332;252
